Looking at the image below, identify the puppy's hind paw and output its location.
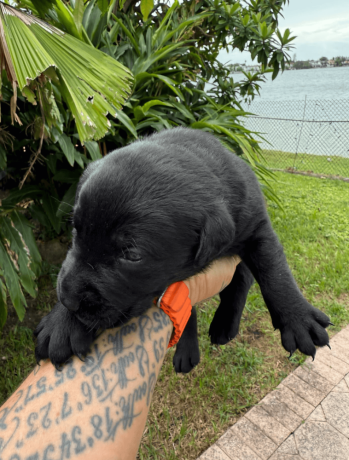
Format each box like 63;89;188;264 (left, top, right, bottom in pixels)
209;320;238;346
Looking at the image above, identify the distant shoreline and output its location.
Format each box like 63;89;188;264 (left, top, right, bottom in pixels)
230;66;349;74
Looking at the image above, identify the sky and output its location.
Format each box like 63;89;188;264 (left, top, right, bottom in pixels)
219;0;349;65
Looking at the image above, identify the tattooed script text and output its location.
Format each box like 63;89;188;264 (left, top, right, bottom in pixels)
0;308;172;460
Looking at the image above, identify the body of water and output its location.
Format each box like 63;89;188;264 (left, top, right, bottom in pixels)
232;66;349;101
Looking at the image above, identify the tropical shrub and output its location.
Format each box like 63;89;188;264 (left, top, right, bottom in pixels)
0;0;294;326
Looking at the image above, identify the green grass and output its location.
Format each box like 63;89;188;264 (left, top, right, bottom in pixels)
261;149;349;178
0;326;36;403
1;172;348;459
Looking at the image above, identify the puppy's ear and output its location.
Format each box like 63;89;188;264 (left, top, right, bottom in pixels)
194;205;235;268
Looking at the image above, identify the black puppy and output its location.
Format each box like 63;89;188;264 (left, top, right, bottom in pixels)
35;127;331;373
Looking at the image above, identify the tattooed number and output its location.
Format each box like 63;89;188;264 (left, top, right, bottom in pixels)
26;412;38;439
72;426;87;454
92;375;103;398
81;382;92;405
40;402;52;430
91;415;103;439
153;338;165;363
36;377;47;398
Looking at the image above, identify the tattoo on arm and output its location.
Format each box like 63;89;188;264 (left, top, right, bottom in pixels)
0;311;172;460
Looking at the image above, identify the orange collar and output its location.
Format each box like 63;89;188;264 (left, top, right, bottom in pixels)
154;282;192;348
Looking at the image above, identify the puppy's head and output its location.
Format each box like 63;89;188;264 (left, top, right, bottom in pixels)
57;142;235;329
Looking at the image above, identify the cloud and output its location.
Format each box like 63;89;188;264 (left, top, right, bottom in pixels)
218;9;349;64
282;15;349;44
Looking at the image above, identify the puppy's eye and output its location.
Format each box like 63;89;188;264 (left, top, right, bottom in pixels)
121;248;142;262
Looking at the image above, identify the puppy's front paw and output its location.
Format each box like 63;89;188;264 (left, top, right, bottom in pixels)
173;340;200;374
34;302;96;368
278;303;331;359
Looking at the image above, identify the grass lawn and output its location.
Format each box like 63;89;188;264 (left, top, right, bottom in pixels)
261;149;349;178
0;172;348;459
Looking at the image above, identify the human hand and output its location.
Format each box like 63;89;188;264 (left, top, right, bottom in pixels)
184;255;241;305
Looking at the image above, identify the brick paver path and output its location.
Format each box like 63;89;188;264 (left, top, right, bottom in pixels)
197;325;349;460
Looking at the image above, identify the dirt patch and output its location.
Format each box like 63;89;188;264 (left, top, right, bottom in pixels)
275;168;349;183
338;293;349;308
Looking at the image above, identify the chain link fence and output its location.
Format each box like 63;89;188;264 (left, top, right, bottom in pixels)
242;99;349;179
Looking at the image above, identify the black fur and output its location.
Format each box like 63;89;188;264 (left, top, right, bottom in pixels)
34;128;331;371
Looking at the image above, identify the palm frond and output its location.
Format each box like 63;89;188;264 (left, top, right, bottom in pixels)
0;2;133;143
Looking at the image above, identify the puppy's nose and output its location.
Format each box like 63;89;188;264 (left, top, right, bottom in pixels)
59;277;80;312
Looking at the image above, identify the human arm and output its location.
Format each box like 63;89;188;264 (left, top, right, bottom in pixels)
0;256;240;460
0;305;172;460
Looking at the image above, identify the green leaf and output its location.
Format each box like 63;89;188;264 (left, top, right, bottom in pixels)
85;141;102;161
134;106;145;121
74;150;85;169
82;0;97;31
140;0;154;21
0;235;26;321
97;0;109;14
142;99;173;114
152;0;178;46
57;133;76;166
0;144;7;170
21;86;37;104
1;186;43;210
11;211;42;277
57;183;78;218
41;194;62;234
0;215;37;298
114;108;138;138
242;14;250;26
0;279;7;328
276;51;284;63
134;73;185;101
112;14;140;56
170;101;195;121
73;0;85;36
